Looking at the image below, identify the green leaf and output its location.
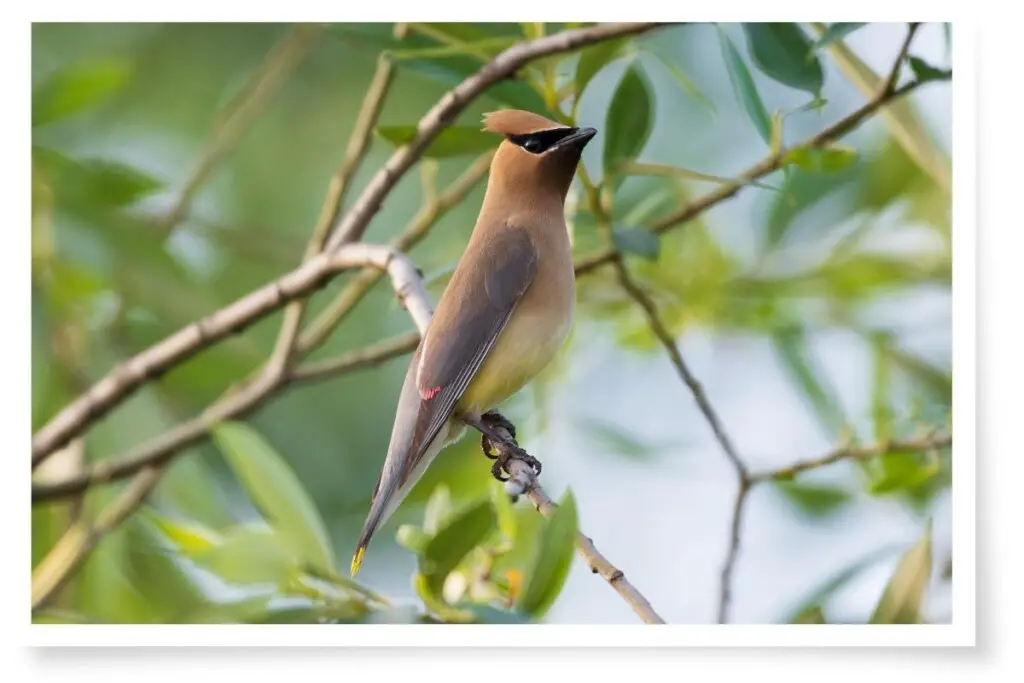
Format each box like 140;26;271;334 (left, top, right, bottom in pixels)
33;58;132;127
390;54;549;114
33;147;163;209
183;594;321;625
490;479;518;541
771;327;845;436
870;333;894;443
811;23;867;51
743;23;824;96
792;606;826;624
889;346;951;405
619;186;676;226
602;62;654;176
612;226;660;261
774;481;852;519
520;22;545;40
764;164;858;248
644;47;716;116
907;56;951;83
517;491;578;619
782;146;858;174
212;422;336;575
419;499;496;599
574;38;626;98
717;28;772;145
141;509;222;555
376;125;496;158
192;525;296;585
81;159;163;206
396;524;431;553
870;520;933;624
868;451;941;495
782;544;902;623
423;484;454;535
124;520;207;622
33;610;95;624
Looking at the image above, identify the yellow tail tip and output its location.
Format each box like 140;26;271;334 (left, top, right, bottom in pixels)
350;546;366;577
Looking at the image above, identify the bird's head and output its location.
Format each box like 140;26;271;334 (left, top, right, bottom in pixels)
482;109;597;201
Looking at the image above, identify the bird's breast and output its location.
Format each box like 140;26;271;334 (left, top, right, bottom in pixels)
458;245;575;414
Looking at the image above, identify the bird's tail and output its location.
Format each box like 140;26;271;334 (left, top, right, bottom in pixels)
349;424;449;577
350;350;450;577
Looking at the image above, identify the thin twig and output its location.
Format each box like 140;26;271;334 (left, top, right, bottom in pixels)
749;431;952;483
613;263;746;475
717;477;750;623
509;453;665;624
881;23;921;96
289;332;420;384
323;22;668;250
156;24;321;235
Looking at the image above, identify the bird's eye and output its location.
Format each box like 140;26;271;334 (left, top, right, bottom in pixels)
523;137;543;153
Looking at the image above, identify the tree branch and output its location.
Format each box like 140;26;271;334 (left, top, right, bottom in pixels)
288;331;420;385
749;431;952;483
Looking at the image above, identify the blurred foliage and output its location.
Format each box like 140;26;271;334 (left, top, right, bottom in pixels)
31;22;951;624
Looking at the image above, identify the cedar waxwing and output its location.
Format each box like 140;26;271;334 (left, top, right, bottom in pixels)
350;109;597;576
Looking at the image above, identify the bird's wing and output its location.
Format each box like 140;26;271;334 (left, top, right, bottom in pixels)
410;225;538;454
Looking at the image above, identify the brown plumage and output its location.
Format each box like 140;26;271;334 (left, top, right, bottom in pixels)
351;109;596;576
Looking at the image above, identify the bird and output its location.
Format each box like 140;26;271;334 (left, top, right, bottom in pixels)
350;109;596;577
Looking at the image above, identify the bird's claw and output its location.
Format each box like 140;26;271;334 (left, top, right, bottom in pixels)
487;443;542;483
474;411;540;482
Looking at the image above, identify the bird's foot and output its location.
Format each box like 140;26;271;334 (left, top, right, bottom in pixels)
490;446;542;483
464;411;541;482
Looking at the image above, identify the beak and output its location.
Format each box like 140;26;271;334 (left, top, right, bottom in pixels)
552;127;597;153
